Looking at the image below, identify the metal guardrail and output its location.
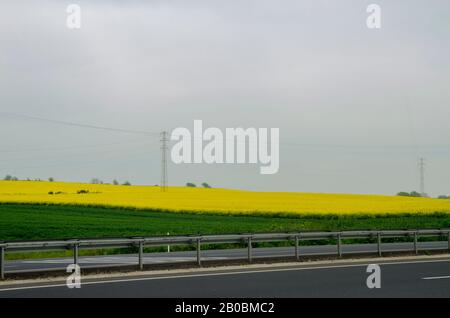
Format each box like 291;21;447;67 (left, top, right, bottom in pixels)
1;229;450;279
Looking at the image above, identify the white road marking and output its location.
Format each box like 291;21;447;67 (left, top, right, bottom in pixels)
422;276;450;280
1;258;450;293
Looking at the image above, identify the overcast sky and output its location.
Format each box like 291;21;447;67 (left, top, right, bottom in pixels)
1;0;449;195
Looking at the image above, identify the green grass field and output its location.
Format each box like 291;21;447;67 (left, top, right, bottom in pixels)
1;203;450;241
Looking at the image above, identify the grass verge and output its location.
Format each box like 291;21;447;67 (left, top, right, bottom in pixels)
2;203;450;260
1;203;450;241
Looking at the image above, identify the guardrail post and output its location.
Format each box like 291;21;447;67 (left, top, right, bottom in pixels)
377;232;382;257
414;232;419;255
73;244;79;266
448;232;450;251
0;246;4;280
248;237;253;263
295;236;300;261
337;234;342;258
138;241;144;270
196;238;202;267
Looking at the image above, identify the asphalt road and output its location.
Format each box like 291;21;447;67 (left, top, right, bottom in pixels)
5;241;448;273
1;257;450;298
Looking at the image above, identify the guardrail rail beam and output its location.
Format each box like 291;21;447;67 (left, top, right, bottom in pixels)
1;229;449;277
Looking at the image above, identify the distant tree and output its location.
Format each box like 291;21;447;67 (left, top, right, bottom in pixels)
186;182;196;188
397;191;424;198
91;178;102;185
201;182;211;188
122;181;131;186
438;195;450;199
113;179;119;186
48;177;54;182
4;175;12;181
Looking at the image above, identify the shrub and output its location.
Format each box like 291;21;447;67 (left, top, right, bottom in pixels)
397;191;423;198
4;175;19;181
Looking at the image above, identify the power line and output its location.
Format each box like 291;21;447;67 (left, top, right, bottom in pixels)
1;112;165;187
0;112;160;137
0;139;158;154
3;112;450;151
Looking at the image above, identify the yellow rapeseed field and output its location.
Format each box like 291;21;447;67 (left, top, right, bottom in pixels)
1;181;450;216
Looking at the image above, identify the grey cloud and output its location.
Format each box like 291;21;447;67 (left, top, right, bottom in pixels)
0;0;449;195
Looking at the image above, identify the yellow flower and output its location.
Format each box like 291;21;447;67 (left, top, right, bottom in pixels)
1;181;449;216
